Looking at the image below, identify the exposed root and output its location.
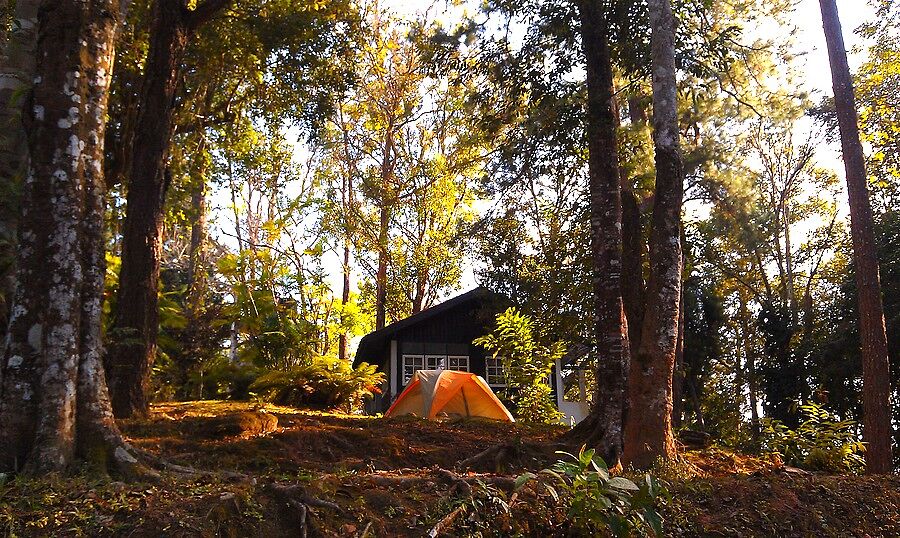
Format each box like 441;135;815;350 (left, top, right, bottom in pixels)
128;445;248;482
263;481;344;538
457;440;560;473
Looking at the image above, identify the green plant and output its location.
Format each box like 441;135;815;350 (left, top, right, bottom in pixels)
517;446;666;537
249;358;384;412
474;307;564;424
445;479;514;534
760;402;866;473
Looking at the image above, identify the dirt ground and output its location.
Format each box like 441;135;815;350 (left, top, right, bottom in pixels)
2;401;899;537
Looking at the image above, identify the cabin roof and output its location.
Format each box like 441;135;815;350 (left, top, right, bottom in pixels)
352;287;506;367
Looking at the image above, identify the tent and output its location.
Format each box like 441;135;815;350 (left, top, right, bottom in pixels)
385;370;515;422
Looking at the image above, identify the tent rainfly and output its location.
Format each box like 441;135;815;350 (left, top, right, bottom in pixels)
385;370;514;422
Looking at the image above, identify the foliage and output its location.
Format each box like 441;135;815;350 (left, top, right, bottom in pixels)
517;446;666;537
475;307;564;423
249;358;384;412
760;402;866;473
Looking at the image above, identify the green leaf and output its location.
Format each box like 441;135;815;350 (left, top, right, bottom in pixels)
607;477;640;491
514;472;536;491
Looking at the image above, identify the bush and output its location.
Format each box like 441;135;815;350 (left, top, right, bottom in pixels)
760;402;866;473
517;446;666;537
249;358;384;412
474;307;563;424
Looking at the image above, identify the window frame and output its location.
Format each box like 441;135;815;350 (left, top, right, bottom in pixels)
402;354;425;385
485;356;506;387
446;355;470;372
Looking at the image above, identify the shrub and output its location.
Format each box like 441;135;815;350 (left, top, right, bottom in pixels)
474;307;563;423
249;358;384;412
517;446;666;537
760;402;866;473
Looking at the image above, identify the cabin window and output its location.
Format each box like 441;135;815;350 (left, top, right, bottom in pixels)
402;354;424;384
447;356;469;372
425;355;444;370
485;357;505;386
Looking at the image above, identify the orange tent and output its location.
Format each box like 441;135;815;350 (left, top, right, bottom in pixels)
385;370;514;422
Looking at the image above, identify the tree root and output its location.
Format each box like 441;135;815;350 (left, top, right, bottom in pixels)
457;440;562;473
263;481;344;538
126;445;249;482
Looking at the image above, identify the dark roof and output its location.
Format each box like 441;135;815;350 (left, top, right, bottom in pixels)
352;287;506;367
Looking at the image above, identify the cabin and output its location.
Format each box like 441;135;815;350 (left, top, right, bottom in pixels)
352;287;590;423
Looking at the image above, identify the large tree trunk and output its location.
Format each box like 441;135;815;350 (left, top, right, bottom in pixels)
564;0;629;467
0;0;144;476
819;0;893;474
622;0;683;469
105;0;228;418
0;0;39;333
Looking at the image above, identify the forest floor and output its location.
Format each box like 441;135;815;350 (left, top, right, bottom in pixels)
2;400;900;537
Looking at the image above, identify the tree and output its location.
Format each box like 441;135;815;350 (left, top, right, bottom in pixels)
564;0;629;468
818;0;893;474
321;9;482;328
0;0;38;333
475;307;564;423
622;0;683;469
105;0;231;418
0;0;144;475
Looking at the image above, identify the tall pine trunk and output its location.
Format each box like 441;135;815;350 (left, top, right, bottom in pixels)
564;0;629;467
819;0;893;474
106;0;228;418
0;0;144;476
622;0;683;469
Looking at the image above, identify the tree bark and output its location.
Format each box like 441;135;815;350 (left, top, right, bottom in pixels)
621;184;645;356
105;0;229;418
622;0;683;469
564;0;629;468
0;0;39;334
672;286;685;428
819;0;893;474
0;0;145;476
375;125;394;330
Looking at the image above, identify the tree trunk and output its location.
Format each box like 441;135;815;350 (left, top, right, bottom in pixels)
819;0;893;474
0;0;144;476
375;126;394;330
338;112;355;363
672;286;685;428
0;0;39;333
375;204;389;329
105;0;228;418
621;184;646;356
339;240;351;362
564;0;629;468
622;0;683;469
741;297;760;446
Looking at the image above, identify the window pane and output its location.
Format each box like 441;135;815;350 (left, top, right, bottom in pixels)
447;356;469;372
486;357;504;385
402;354;425;384
425;355;444;370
